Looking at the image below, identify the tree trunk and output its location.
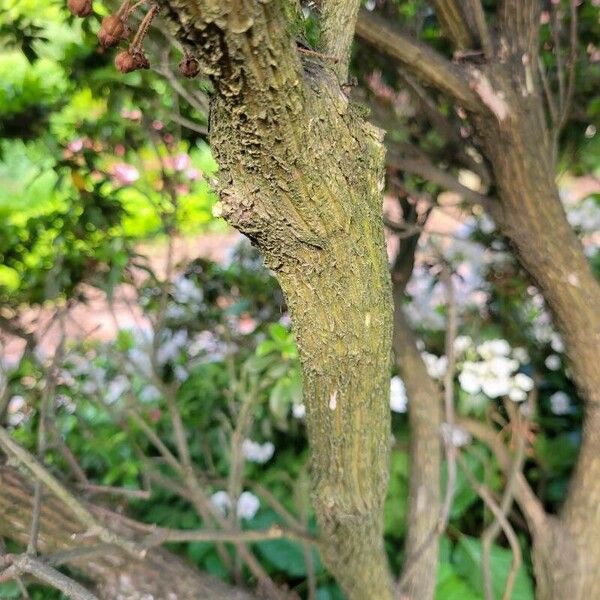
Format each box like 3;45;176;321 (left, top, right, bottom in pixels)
472;64;600;599
392;302;441;600
159;2;395;597
0;466;256;600
212;86;394;598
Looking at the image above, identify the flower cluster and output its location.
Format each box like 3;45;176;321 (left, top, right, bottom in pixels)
390;376;408;413
242;439;275;464
210;490;261;520
456;338;534;401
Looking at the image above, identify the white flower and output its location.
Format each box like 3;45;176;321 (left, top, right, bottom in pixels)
508;387;527;402
440;423;472;448
422;352;448;380
480;215;496;234
174;365;189;382
477;339;511;359
81;380;98;395
210;491;232;516
292;403;306;419
513;372;534;392
549;391;571;415
165;304;187;320
545;354;561;371
488;356;519;378
242;439;275;464
237;491;260;520
7;395;26;426
139;385;161;403
459;370;481;394
173;276;203;305
512;347;530;364
156;330;188;365
550;333;565;353
481;376;511;399
390;376;408;413
453;335;472;354
106;375;129;404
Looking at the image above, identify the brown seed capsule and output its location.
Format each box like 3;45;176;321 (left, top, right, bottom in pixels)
98;14;126;48
67;0;93;17
132;49;150;70
179;56;200;79
115;50;136;73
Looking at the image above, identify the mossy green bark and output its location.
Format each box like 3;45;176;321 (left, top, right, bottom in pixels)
160;2;395;597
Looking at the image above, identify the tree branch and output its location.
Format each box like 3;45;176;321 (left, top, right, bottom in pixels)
355;10;482;111
320;0;361;81
457;454;523;600
0;428;142;557
0;554;98;600
456;417;547;536
141;524;317;549
0;466;259;600
386;148;498;217
430;0;475;49
498;0;542;55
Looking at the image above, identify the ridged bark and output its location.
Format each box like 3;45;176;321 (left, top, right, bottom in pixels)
473;67;600;598
158;2;395;597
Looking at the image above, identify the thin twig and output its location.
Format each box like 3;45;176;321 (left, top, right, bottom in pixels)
141;524;317;549
457;453;523;600
28;313;66;556
480;396;530;600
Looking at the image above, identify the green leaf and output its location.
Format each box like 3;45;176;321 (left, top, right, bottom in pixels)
435;563;481;600
253;511;322;577
0;581;21;599
453;536;534;600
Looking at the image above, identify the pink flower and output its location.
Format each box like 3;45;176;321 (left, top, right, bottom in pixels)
121;109;142;121
173;153;190;171
185;168;201;181
68;139;83;153
112;162;140;185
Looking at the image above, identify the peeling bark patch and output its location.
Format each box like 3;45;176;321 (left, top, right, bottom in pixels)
470;70;510;122
329;389;338;411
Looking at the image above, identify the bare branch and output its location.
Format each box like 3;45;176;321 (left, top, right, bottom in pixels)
321;0;361;81
0;554;98;600
141;524;317;549
466;0;493;57
480;397;529;600
456;417;548;536
457;454;523;600
386;147;499;217
430;0;475;49
0;428;142;557
356;10;483;111
396;266;459;593
439;266;459;540
499;0;541;55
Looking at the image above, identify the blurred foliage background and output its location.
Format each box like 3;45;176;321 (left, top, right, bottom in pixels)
0;0;599;599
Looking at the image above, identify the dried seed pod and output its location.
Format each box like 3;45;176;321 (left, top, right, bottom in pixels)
132;49;150;70
67;0;93;17
98;14;127;48
115;50;137;73
179;55;200;79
